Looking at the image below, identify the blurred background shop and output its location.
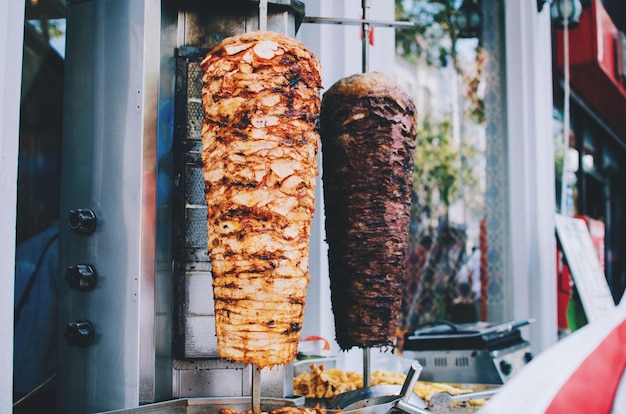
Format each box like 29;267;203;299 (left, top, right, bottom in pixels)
0;0;625;412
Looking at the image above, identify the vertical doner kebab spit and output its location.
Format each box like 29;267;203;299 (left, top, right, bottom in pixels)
320;72;417;350
200;31;322;368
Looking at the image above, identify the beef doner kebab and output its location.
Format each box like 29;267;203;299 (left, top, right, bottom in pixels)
200;31;322;368
320;72;417;350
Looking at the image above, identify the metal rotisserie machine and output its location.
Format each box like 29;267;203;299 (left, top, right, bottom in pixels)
59;1;305;412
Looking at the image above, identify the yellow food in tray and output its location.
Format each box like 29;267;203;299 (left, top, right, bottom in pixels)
294;364;362;399
293;363;484;405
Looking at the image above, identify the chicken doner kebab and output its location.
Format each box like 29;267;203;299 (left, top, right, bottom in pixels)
200;31;322;368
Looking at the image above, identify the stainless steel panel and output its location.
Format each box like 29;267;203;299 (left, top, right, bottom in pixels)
155;0;179;404
178;1;303;48
59;0;165;411
97;397;305;414
401;343;531;385
185;271;217;356
172;361;293;399
141;0;166;404
179;366;245;397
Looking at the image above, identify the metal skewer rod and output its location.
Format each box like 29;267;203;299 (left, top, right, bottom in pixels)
302;17;414;29
362;347;371;388
251;46;264;414
252;365;261;414
259;0;268;32
361;0;370;73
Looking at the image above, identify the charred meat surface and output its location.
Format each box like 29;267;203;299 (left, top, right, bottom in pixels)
200;31;322;367
320;72;417;350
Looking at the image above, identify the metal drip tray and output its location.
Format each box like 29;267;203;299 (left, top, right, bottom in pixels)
98;396;305;414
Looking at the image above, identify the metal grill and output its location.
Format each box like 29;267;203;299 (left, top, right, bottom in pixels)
175;47;216;358
187;62;204;140
185;167;205;205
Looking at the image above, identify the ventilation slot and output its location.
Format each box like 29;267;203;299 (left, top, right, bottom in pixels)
455;356;470;367
434;357;447;367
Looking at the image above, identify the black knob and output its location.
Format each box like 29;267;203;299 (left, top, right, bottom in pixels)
499;360;513;376
64;320;95;348
68;209;97;235
523;352;533;363
65;264;97;291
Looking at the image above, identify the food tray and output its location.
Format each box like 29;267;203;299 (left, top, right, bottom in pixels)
293;356;497;414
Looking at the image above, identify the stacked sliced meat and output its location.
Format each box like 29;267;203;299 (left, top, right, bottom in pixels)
200;31;322;367
320;72;417;350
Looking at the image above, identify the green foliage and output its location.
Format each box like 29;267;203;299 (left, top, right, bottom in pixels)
412;114;482;223
399;0;485;223
395;0;458;66
47;21;64;40
413;116;459;214
396;0;485;123
27;18;65;43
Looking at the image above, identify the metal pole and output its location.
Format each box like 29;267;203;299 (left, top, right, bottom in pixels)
254;5;267;408
252;365;261;414
362;0;370;73
259;0;268;31
363;347;371;388
560;3;571;215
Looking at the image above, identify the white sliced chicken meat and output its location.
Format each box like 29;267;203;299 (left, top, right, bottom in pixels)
200;31;322;368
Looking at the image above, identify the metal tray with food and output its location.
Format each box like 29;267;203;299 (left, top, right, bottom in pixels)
292;360;499;414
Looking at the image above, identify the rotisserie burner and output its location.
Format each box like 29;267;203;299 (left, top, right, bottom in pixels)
402;320;534;384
